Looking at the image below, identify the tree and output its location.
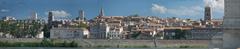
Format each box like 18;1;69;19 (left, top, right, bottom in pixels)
173;29;187;39
42;24;50;38
70;41;78;47
40;39;52;47
0;20;43;38
78;23;88;28
63;41;68;47
131;32;141;39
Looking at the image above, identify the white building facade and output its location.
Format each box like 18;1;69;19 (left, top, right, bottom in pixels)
90;22;124;39
106;23;124;39
50;28;84;39
89;23;109;39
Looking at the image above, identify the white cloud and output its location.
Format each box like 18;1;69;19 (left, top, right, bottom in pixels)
151;4;203;16
0;9;9;12
204;0;224;12
169;6;203;16
151;4;167;13
46;10;70;17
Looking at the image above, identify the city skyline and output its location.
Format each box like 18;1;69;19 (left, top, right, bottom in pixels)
0;0;230;48
0;0;223;20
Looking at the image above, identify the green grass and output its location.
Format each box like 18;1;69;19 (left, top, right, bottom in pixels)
0;39;79;47
164;45;207;48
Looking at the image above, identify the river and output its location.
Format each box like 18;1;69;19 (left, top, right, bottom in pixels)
0;47;210;49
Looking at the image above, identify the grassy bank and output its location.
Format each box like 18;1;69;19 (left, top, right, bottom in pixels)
0;39;78;47
90;45;151;48
0;41;207;48
0;39;208;48
164;45;208;48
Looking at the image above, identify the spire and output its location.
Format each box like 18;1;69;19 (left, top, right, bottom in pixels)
31;11;38;20
79;10;85;21
29;11;37;21
98;8;104;17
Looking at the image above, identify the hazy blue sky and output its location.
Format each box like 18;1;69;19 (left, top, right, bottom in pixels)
0;0;224;20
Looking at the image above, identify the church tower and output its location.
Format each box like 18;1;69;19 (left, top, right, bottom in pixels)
98;8;104;17
31;11;38;21
79;10;85;21
48;12;53;29
204;6;212;22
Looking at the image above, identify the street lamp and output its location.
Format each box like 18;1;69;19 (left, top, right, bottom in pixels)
150;31;157;48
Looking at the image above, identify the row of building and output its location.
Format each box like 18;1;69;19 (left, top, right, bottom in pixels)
0;6;223;40
48;6;223;40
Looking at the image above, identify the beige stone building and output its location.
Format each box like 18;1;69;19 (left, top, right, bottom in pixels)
50;28;84;39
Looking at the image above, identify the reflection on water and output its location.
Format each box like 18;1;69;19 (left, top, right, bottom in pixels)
0;47;210;49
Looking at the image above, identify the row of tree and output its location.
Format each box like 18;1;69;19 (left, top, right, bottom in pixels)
129;29;188;40
0;39;78;47
165;29;188;40
0;20;42;38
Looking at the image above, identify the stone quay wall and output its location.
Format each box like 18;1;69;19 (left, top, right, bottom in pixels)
0;38;209;48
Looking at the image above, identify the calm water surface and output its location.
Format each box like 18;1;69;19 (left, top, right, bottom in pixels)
0;47;210;49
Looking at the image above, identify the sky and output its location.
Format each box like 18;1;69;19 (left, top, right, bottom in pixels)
0;0;224;20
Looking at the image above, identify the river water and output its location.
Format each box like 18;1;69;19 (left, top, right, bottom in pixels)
0;47;210;49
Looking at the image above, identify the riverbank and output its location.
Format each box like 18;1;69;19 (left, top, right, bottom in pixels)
0;39;78;47
0;47;210;49
0;38;209;48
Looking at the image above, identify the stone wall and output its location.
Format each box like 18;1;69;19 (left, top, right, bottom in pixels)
0;38;209;48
